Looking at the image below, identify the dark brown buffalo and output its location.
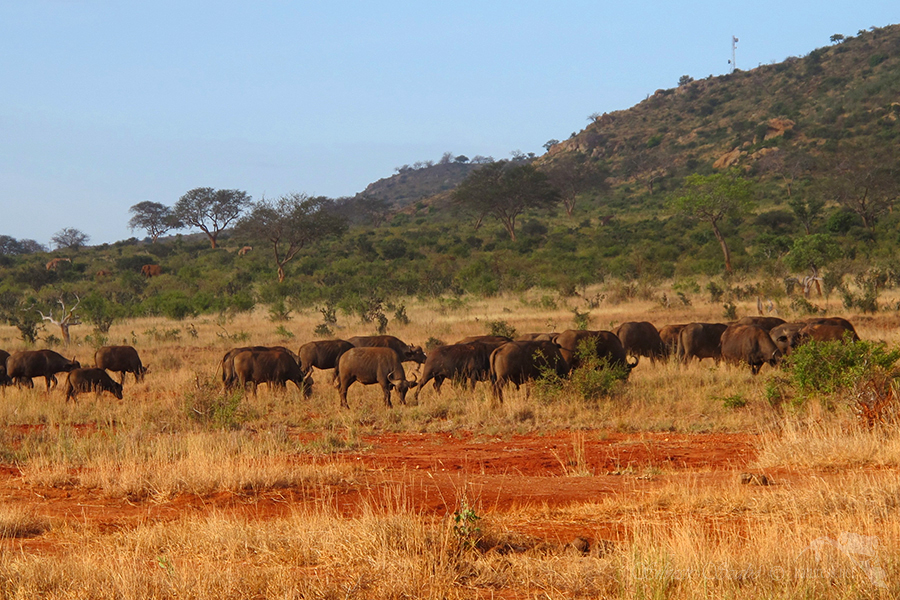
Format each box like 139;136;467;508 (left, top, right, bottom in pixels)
801;322;860;343
336;347;418;408
232;349;311;395
555;330;635;372
0;350;10;386
614;322;666;363
489;341;569;403
677;323;729;364
720;325;782;375
347;335;427;364
221;346;296;389
515;333;559;342
6;350;81;390
658;324;687;358
803;317;859;339
770;322;806;356
64;368;123;401
735;316;786;331
298;339;353;383
94;345;147;384
414;342;493;401
456;335;513;350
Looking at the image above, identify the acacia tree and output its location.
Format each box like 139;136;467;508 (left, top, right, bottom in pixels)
174;187;251;249
128;201;182;242
670;171;755;274
825;147;898;234
783;233;841;296
542;154;610;217
452;162;559;241
51;227;90;251
237;193;347;282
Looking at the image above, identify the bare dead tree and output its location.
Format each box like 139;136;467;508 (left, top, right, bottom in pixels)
37;294;82;346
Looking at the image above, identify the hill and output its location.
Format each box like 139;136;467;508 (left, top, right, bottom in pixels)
2;25;900;336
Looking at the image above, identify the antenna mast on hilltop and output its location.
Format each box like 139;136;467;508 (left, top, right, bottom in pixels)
731;35;739;72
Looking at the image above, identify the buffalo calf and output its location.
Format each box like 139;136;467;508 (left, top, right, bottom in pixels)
65;368;123;401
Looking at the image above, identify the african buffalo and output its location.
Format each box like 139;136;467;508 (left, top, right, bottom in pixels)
6;350;81;390
658;324;687;358
94;345;148;384
770;322;806;356
771;318;859;356
677;323;729;364
456;335;513;349
298;339;353;383
720;325;782;375
64;368;123;401
489;340;569;403
414;342;493;401
515;333;559;342
801;322;860;343
232;348;311;395
803;317;859;340
336;347;418;408
0;350;10;386
614;322;666;363
735;316;786;331
221;346;296;389
555;330;635;372
347;335;426;364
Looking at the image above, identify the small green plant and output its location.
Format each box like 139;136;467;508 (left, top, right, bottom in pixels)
452;497;481;549
425;336;446;350
274;325;295;340
375;312;389;334
723;302;738;321
720;394;748;409
267;299;292;322
572;308;592;330
391;303;410;325
314;323;333;337
790;296;821;316
488;320;517;339
183;378;246;430
707;281;724;303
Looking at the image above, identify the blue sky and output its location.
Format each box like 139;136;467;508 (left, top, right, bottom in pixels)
1;1;896;246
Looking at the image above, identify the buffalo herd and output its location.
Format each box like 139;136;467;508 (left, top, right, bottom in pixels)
0;316;861;407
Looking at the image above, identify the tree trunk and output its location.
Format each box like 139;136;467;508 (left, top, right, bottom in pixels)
277;265;286;283
710;220;733;274
60;324;71;347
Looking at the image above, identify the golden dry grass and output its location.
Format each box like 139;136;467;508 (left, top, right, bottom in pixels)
0;281;898;598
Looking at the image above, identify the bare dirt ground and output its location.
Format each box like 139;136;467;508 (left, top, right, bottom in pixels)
0;430;762;553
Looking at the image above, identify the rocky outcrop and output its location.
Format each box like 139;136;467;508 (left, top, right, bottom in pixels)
762;117;795;140
713;148;744;169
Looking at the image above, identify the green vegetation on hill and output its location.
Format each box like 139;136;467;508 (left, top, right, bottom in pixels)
2;25;900;338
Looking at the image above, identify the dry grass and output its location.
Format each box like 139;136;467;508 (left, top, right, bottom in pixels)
0;282;899;598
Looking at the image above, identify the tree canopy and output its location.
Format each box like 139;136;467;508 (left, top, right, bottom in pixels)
128;201;182;243
452;162;559;241
670;171;755;274
237;193;347;282
174;188;251;249
51;227;90;251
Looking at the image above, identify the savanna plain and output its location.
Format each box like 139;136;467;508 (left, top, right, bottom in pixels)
1;285;899;599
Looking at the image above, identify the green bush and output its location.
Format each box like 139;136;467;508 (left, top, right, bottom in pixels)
488;320;517;339
784;339;900;399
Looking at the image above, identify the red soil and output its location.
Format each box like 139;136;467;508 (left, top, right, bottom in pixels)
0;430;760;554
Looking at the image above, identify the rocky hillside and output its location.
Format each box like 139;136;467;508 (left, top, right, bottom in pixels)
541;24;900;198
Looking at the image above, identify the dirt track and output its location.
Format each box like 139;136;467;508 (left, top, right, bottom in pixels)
0;431;760;552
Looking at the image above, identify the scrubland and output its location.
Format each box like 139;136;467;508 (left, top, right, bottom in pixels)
0;285;898;598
